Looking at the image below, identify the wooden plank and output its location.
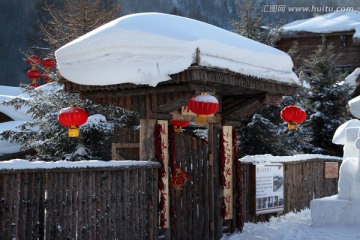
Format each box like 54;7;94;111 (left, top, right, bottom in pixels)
112;143;140;148
203;139;210;239
12;173;21;239
140;119;157;160
18;172;28;240
26;173;35;239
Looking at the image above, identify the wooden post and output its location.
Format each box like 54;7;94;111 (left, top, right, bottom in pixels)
208;123;222;240
140;119;156;160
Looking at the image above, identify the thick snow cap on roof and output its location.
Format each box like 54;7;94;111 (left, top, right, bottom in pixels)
55;12;299;87
283;11;360;37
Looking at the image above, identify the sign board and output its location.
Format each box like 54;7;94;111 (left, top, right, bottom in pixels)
324;162;339;179
255;164;284;215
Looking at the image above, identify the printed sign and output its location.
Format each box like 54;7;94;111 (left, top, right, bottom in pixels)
255;164;284;215
324;162;339;179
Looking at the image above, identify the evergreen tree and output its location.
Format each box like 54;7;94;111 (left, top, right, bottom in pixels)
0;0;137;161
231;0;309;157
0;84;139;161
301;42;351;156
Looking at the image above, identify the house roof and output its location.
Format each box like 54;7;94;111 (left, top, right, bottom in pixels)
282;11;360;39
55;12;299;88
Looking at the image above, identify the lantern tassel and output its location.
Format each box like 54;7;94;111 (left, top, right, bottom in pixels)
196;115;208;126
174;126;182;133
288;121;299;131
68;126;79;137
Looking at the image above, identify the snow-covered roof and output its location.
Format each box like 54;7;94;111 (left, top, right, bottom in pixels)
240;154;341;164
0;86;23;96
55;12;299;87
0;120;28;156
282;11;360;38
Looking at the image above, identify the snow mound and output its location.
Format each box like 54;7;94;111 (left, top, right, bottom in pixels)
349;96;360;118
344;68;360;87
56;12;299;87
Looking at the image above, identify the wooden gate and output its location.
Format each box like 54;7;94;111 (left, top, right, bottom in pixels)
167;132;211;240
112;127;140;160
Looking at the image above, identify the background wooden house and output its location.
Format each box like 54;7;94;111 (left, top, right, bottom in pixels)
276;11;360;73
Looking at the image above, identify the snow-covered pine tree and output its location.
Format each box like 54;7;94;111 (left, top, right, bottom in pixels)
231;0;311;157
0;0;138;161
301;41;351;156
0;83;139;161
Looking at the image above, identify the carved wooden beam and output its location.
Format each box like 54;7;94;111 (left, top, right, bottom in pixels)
80;83;193;99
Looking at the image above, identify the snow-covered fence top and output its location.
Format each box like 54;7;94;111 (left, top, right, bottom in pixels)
240;154;341;164
0;159;160;170
55;12;299;87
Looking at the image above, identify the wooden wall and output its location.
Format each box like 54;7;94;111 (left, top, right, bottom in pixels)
237;159;340;224
0;164;160;240
276;32;360;71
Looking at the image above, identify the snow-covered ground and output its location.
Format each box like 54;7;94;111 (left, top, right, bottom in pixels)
222;208;360;240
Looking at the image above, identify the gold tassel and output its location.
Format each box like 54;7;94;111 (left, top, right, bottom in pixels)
196;114;208;126
68;126;79;137
287;121;299;131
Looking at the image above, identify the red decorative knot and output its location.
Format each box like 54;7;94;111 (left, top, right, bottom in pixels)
170;165;190;190
170;119;190;133
280;105;307;131
187;92;219;125
42;72;51;83
26;55;41;68
29;83;41;88
58;105;88;137
42;58;56;71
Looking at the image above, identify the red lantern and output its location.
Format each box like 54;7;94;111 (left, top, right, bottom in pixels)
42;58;56;71
170;119;190;132
280;105;307;131
187;92;219;125
26;55;41;69
26;69;41;79
58;105;88;137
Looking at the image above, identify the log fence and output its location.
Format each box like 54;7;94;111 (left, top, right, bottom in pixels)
0;163;160;240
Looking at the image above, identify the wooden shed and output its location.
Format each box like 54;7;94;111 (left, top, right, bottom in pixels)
276;11;360;72
56;13;300;240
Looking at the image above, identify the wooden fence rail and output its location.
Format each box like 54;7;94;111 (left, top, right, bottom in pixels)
0;163;160;240
238;158;341;224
